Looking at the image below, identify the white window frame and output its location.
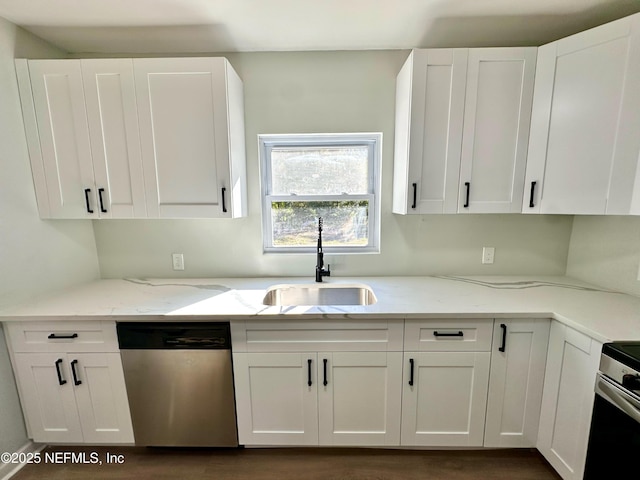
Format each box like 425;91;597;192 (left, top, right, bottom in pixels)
259;133;382;254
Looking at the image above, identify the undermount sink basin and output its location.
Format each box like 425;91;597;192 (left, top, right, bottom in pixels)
263;283;377;306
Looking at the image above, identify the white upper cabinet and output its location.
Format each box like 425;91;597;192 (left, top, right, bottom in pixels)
17;56;247;219
19;60;96;218
81;59;147;218
134;57;247;218
458;48;536;213
524;13;640;214
18;59;147;219
393;49;467;214
393;47;536;214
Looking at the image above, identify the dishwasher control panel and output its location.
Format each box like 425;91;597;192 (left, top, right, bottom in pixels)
117;322;231;349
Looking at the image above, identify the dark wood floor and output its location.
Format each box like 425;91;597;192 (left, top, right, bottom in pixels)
11;446;561;480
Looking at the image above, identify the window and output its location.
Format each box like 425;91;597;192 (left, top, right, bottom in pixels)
260;133;381;253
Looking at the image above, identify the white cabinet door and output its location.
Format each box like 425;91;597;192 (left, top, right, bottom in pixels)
19;57;246;219
401;351;490;446
13;352;134;444
72;353;134;444
134;57;246;218
524;13;640;214
393;47;535;215
537;322;602;480
27;60;95;219
392;49;467;214
19;59;147;219
233;353;319;445
484;319;550;447
458;48;536;213
13;353;83;443
318;352;402;446
81;59;146;218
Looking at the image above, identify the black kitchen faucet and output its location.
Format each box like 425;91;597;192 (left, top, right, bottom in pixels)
315;217;331;282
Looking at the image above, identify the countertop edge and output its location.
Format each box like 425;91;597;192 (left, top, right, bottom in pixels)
0;275;636;345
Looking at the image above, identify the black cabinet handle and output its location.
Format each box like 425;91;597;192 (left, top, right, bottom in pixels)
70;359;82;386
98;188;107;213
411;183;417;209
409;358;414;386
84;188;94;214
323;358;328;386
464;182;470;208
55;358;67;386
48;333;78;340
221;187;227;213
529;181;537;208
433;331;464;337
307;359;312;387
499;324;507;352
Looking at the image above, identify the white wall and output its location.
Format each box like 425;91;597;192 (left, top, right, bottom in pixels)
93;51;574;278
566;216;640;297
0;18;100;454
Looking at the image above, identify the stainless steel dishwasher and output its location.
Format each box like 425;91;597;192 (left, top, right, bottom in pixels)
117;322;238;447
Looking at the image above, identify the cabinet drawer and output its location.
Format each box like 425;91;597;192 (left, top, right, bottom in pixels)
5;321;119;353
404;319;493;351
231;319;403;352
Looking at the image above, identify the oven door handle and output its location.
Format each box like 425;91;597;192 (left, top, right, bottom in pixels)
596;373;640;425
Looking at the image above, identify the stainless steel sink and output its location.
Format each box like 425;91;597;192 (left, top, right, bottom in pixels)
263;283;377;306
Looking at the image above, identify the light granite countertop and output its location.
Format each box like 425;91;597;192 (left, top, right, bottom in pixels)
1;276;639;344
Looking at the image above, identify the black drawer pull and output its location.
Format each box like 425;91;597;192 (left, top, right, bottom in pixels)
55;359;67;386
84;188;94;214
323;358;328;386
221;187;227;213
71;359;82;386
409;358;415;386
463;182;470;208
48;333;78;340
307;359;312;387
411;183;417;209
529;181;537;208
98;188;107;213
433;331;464;337
499;324;507;352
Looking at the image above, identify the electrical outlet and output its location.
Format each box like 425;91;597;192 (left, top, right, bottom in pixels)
172;253;185;271
482;247;495;265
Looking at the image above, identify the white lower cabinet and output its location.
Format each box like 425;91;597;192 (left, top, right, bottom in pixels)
537;321;602;480
400;351;490;446
233;318;553;450
13;352;134;444
318;352;402;446
484;319;550;447
5;320;134;444
233;353;319;446
233;351;402;446
400;318;493;447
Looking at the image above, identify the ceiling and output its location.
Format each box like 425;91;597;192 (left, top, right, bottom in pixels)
0;0;639;54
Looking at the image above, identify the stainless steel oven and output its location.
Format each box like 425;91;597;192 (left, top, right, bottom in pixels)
584;342;640;479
